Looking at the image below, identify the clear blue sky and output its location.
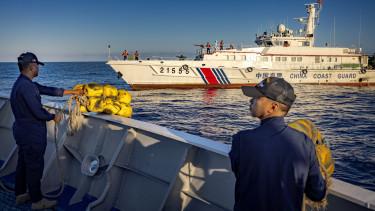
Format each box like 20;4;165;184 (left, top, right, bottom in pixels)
0;0;374;61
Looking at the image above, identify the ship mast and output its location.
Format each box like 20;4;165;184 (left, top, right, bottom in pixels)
304;1;322;46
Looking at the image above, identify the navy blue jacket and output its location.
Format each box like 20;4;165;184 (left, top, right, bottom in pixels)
10;74;64;145
229;117;326;211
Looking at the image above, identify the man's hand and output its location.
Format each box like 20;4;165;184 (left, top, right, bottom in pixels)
54;113;63;124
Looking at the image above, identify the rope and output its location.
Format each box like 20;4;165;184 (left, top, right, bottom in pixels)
42;123;65;198
64;95;87;136
42;95;86;198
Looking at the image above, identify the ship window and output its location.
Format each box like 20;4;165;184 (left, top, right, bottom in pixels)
315;56;320;63
275;57;281;62
261;57;268;62
303;42;310;46
328;57;332;62
291;57;296;62
335;58;338;62
242;55;246;60
282;57;287;62
297;57;303;62
227;55;235;60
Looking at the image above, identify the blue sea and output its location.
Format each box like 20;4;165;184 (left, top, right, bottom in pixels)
0;62;374;192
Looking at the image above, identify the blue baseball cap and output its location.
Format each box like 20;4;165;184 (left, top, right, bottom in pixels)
242;77;296;107
17;52;44;66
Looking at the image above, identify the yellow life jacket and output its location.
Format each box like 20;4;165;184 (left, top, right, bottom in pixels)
288;119;334;177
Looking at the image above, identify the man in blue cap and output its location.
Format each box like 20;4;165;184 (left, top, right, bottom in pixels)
10;52;81;209
229;77;326;211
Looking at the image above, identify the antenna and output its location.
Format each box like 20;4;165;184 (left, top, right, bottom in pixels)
333;16;336;47
358;13;362;48
107;44;111;61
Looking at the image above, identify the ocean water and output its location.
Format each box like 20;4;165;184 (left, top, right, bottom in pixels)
0;62;374;192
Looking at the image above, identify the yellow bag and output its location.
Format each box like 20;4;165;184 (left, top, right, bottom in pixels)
103;84;118;97
117;89;132;104
117;103;133;118
288;119;334;177
72;83;133;118
85;83;103;97
104;98;121;114
87;97;105;113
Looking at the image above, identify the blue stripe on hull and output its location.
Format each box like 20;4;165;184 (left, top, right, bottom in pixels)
212;68;225;84
219;69;231;84
214;68;227;84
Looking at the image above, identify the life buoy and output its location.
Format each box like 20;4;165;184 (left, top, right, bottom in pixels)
301;69;308;75
360;68;367;74
245;67;253;73
182;64;189;70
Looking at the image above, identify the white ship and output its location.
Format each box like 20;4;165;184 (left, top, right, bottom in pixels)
107;2;375;89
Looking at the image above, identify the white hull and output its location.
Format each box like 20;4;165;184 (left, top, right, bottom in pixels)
107;60;375;89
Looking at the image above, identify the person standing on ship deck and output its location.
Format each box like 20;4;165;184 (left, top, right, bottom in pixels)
121;49;128;60
10;52;82;210
229;77;326;211
219;40;224;50
206;42;211;54
134;50;140;60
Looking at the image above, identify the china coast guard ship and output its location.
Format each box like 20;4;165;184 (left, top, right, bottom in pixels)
107;1;375;89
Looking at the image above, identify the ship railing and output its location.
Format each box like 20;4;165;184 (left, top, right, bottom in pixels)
198;46;237;56
252;62;362;70
109;55;195;61
344;48;362;54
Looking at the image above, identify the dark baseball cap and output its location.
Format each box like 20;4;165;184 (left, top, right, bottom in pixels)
17;52;44;66
242;77;296;106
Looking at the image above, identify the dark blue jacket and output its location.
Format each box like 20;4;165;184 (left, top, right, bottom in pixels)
229;117;326;211
10;74;64;145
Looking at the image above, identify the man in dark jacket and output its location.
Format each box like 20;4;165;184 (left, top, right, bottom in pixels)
10;52;80;210
229;77;326;211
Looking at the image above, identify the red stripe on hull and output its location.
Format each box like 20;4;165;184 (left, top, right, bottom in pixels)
129;82;375;90
200;68;220;85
